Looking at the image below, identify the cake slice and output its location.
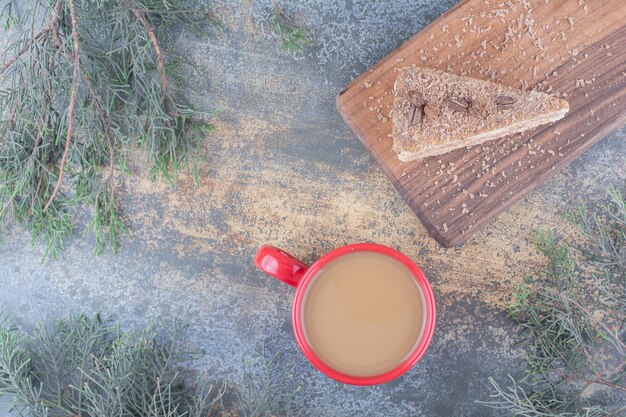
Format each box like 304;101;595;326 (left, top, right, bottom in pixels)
391;67;569;161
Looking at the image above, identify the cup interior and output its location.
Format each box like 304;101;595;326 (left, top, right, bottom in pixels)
291;243;436;385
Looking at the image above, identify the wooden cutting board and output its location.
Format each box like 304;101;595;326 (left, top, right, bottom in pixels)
336;0;626;247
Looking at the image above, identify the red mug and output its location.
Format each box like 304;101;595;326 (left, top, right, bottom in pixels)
254;243;436;386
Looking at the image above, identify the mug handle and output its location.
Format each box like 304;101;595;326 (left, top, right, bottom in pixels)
254;245;309;287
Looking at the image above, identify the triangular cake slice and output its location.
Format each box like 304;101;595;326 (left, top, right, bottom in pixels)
391;67;569;161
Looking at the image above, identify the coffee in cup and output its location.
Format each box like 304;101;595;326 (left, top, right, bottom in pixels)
301;251;425;377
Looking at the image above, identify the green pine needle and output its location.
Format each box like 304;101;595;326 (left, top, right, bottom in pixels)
269;0;312;54
236;344;302;417
0;0;214;259
0;313;301;417
477;186;626;416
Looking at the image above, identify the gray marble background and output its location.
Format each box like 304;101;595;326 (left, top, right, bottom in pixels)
0;1;624;416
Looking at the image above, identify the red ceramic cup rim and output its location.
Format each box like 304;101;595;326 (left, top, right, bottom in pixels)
291;243;436;386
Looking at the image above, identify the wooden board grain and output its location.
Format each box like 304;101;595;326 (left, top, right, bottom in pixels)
336;0;626;247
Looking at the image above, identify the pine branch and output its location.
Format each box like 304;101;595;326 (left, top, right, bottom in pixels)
45;0;81;212
550;287;626;355
0;1;62;75
0;97;18;139
478;186;626;416
49;0;63;47
82;71;114;185
0;189;15;218
0;28;47;74
269;0;312;54
0;0;215;258
124;0;169;104
236;344;301;417
585;378;626;392
0;313;300;417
